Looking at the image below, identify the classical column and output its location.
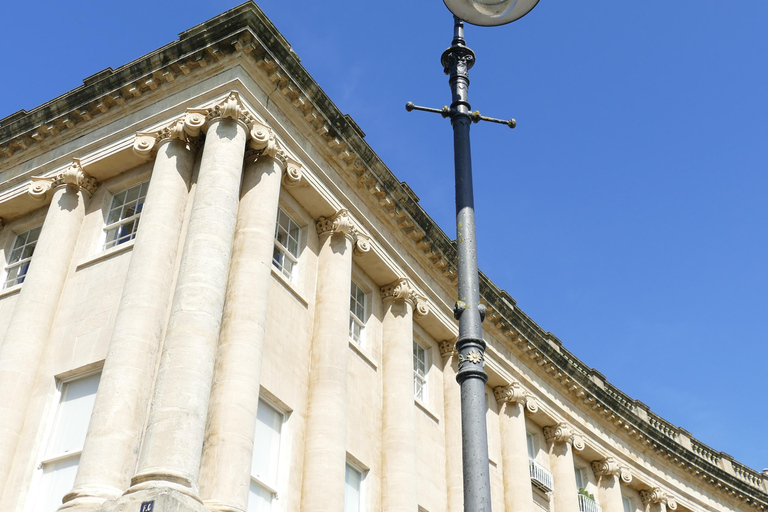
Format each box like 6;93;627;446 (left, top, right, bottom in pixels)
59;116;201;511
439;339;463;512
545;422;585;512
494;382;539;512
121;92;251;507
0;160;97;493
300;210;369;512
591;458;632;512
198;123;303;512
380;278;428;512
640;488;677;512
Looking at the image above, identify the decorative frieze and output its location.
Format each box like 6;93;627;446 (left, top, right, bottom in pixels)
316;209;370;255
29;158;98;201
544;422;585;451
640;488;678;510
493;382;539;414
591;457;632;483
380;278;429;316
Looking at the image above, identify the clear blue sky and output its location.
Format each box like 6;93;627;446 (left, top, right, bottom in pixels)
1;1;766;471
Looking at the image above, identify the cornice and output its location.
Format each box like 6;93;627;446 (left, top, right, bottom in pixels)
0;3;764;509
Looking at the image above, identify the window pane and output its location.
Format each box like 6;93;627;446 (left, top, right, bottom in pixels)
37;455;80;512
106;206;123;225
27;226;42;243
252;400;282;485
345;464;362;512
47;373;100;457
248;480;273;512
104;183;148;249
574;466;584;489
622;496;633;512
526;432;536;459
5;227;42;288
414;375;424;402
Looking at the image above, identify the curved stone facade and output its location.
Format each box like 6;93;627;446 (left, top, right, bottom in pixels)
0;4;765;512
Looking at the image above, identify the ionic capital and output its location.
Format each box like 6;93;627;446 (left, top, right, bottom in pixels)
316;210;370;255
186;91;255;132
544;422;585;451
133;112;205;159
640;488;677;510
493;382;539;413
380;278;429;316
438;338;457;359
246;120;303;187
29;158;98;201
591;457;632;483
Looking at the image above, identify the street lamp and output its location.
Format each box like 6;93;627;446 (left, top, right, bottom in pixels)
443;0;540;26
407;2;539;511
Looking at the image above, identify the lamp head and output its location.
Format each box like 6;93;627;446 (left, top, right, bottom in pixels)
442;0;540;26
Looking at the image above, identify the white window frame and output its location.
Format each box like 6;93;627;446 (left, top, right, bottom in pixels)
622;495;634;512
413;339;429;405
272;207;301;282
349;281;367;346
344;459;367;512
103;181;149;250
29;370;101;512
248;398;286;512
4;226;42;288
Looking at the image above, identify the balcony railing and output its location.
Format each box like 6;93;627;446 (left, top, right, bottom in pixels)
578;493;603;512
529;458;554;493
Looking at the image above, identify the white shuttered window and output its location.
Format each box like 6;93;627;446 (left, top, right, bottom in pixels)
35;372;101;512
248;399;284;512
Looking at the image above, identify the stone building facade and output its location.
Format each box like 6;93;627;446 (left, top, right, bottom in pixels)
0;3;765;512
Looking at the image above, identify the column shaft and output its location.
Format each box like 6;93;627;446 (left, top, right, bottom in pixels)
548;436;580;512
381;296;417;512
596;474;623;512
129;117;247;498
300;226;354;512
499;402;535;512
198;154;284;512
60;138;195;511
0;179;90;493
440;347;462;512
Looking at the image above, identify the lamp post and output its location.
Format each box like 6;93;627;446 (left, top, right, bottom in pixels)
407;1;539;510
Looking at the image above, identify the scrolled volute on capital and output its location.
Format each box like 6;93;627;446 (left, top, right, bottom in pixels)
203;91;255;128
591;457;632;483
380;278;429;316
29;158;99;201
493;382;539;413
640;488;677;510
316;209;370;256
133;112;206;159
544;422;585;451
247;120;304;187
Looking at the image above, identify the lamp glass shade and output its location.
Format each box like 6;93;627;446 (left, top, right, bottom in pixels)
442;0;540;26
